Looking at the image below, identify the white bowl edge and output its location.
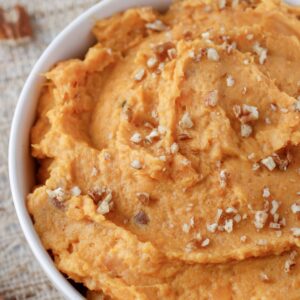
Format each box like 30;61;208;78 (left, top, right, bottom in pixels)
8;0;171;299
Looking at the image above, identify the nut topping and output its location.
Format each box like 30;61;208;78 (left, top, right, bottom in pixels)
136;192;150;205
134;210;149;225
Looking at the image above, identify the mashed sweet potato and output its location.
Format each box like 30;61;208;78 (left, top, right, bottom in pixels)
28;0;300;298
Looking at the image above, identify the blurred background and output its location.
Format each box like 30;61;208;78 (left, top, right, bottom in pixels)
0;1;98;299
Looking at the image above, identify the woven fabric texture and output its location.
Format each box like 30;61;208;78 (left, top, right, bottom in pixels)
0;1;98;299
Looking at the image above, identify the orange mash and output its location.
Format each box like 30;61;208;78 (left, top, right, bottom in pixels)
28;0;300;298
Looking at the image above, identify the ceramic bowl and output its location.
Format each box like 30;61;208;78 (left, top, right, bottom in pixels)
9;0;300;298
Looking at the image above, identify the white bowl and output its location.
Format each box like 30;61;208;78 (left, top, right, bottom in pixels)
8;0;300;299
8;0;171;299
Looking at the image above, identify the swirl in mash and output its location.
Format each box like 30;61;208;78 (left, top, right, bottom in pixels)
28;0;300;299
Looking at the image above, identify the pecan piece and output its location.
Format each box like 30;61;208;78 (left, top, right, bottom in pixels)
133;210;149;225
0;5;32;41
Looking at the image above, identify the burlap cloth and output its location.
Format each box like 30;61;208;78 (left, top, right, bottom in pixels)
0;1;98;299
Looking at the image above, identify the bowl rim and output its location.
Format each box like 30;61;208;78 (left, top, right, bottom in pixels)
8;0;171;299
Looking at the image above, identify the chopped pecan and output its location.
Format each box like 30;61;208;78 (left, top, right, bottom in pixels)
97;192;114;215
205;90;218;107
153;41;176;62
272;148;292;171
145;20;168;32
88;189;104;203
178;132;192;140
0;5;32;41
49;197;65;210
136;192;150;205
185;239;203;252
121;101;133;121
233;104;259;123
133;210;149;225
